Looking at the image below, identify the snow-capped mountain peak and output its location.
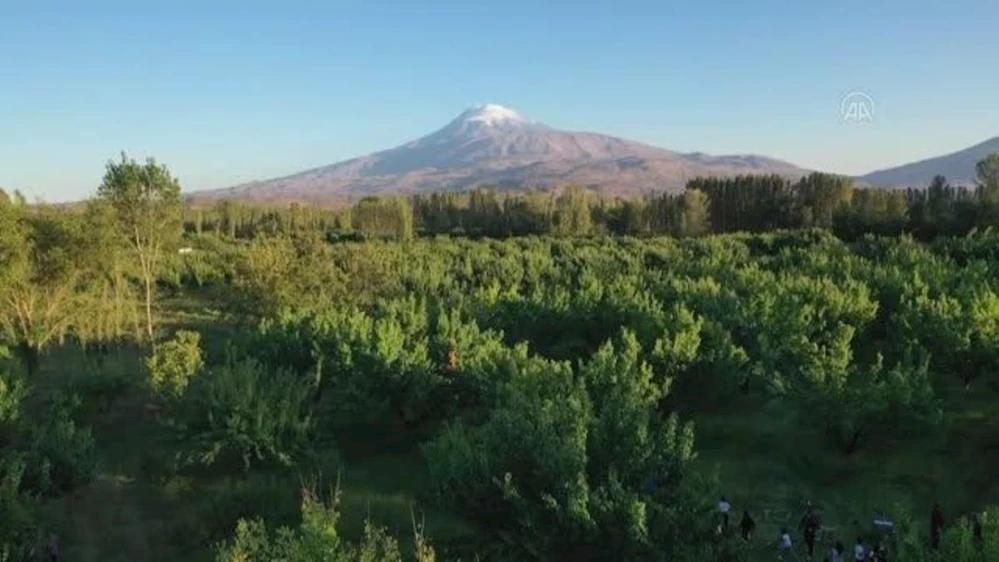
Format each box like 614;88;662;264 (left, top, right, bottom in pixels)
463;104;527;125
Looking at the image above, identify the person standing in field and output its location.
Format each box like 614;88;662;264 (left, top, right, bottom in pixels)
930;502;944;550
718;496;732;532
972;512;983;551
800;501;821;560
779;527;794;560
830;540;845;562
48;533;60;562
740;509;756;541
853;537;866;561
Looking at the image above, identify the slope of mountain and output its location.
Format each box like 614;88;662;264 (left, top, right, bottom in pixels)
192;104;811;202
858;136;999;188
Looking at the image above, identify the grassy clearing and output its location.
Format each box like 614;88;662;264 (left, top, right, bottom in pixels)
693;388;999;560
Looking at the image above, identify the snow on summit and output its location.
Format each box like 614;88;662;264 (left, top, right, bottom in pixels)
462;104;526;125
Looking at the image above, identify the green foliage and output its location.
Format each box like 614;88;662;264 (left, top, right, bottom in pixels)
148;330;205;399
886;504;999;562
352;197;414;240
976;152;999;193
96;151;184;339
214;487;437;562
0;205;91;373
0;365;27;432
19;392;97;495
423;330;700;560
174;355;314;471
10;171;999;561
679;188;711;237
0;362;95;558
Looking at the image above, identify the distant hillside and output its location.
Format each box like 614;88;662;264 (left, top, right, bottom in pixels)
189;104;811;203
858;136;999;188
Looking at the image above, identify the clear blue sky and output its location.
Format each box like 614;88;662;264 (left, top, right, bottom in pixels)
2;0;997;202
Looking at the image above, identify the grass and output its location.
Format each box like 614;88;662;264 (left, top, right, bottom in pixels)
692;387;999;560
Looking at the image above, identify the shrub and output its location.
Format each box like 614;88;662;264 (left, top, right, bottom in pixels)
148;330;204;399
174;355;313;471
214;486;438;562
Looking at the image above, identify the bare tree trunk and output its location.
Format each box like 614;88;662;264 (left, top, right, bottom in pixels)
144;274;154;341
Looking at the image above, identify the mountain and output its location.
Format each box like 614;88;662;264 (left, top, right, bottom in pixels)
858;136;999;188
192;104;811;203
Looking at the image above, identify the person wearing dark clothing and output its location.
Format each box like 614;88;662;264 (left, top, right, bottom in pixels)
48;534;60;562
930;503;944;550
740;509;756;541
800;502;821;559
973;513;983;550
830;540;845;562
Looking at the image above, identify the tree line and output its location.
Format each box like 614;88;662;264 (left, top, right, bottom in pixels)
180;153;999;242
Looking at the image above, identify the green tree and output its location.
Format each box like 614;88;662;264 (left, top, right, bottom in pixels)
976;152;999;192
976;152;999;222
678;188;710;237
78;199;142;343
0;202;88;374
96;152;183;340
554;185;593;236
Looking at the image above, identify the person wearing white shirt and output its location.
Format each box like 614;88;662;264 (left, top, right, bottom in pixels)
718;496;732;532
854;537;866;561
779;527;794;559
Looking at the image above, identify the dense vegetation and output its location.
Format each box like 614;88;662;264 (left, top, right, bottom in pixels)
2;152;999;561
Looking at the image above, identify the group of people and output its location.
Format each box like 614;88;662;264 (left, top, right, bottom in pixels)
715;497;981;561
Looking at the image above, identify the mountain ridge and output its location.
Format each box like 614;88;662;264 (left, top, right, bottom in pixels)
857;136;999;188
190;104;811;203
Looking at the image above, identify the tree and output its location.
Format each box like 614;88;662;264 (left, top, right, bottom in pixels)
794;172;855;228
554;185;592;236
0;200;88;374
352;197;414;240
976;152;999;192
976;152;999;220
678;188;710;237
77;199;143;344
96;153;183;341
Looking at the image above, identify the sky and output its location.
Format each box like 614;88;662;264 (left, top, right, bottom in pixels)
2;0;997;202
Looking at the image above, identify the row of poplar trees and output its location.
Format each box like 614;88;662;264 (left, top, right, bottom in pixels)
180;152;999;242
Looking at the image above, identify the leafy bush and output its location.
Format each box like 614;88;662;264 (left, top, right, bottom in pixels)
423;330;703;561
174;355;313;471
0;365;27;434
0;367;37;560
0;365;94;558
148;330;204;399
214;486;438;562
18;392;97;496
